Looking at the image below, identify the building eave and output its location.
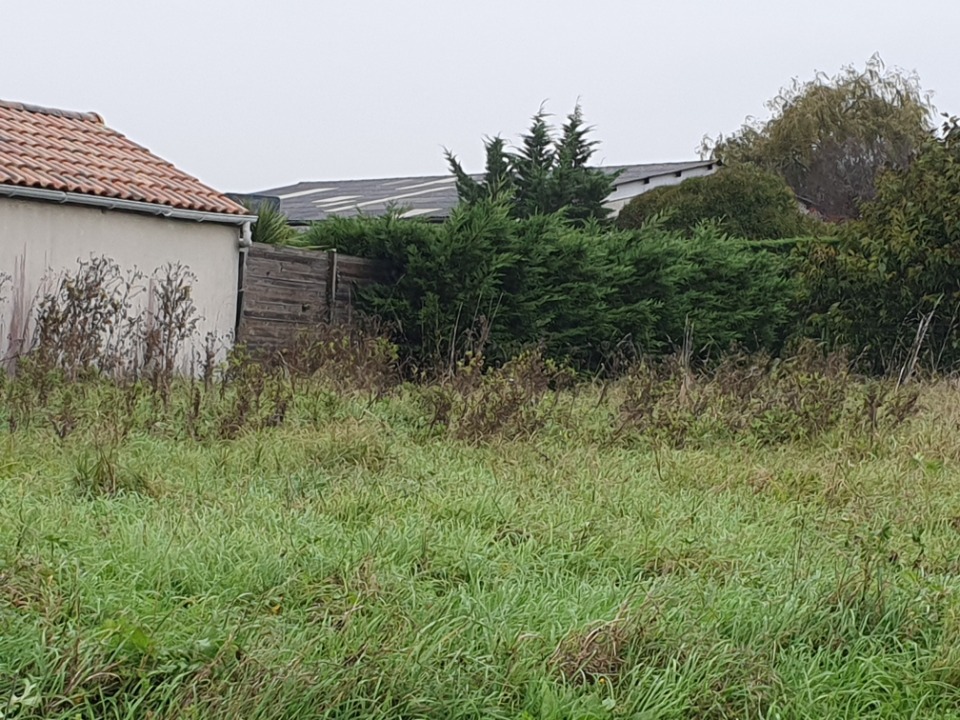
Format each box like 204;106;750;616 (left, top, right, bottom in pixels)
0;184;257;226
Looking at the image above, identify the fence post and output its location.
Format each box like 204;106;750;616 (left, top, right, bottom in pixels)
326;248;339;323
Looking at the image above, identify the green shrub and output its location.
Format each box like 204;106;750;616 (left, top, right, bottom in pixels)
347;202;522;367
299;210;440;256
607;222;797;356
301;204;614;367
616;165;817;241
798;117;960;373
296;205;796;371
244;201;298;246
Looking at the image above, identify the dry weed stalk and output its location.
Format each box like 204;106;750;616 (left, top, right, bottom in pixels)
420;348;574;442
617;340;919;447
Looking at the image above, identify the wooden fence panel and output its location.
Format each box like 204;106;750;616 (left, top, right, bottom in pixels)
236;243;391;353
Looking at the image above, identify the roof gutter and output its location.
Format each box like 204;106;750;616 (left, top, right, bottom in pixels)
0;184;257;247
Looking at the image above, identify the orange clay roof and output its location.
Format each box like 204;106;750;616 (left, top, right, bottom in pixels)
0;100;247;216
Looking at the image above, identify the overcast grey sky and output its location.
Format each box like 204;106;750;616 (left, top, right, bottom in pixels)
2;1;958;193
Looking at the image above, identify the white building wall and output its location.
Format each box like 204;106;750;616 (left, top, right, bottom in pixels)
604;166;718;215
0;196;240;368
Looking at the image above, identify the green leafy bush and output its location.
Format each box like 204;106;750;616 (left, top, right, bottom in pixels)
299;211;439;257
298;205;796;371
799;117;960;372
616;165;816;240
608;223;796;355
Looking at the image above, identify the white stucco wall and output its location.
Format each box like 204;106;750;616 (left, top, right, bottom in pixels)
0;196;241;368
604;166;719;215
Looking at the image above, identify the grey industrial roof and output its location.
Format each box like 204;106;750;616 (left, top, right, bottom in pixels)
604;161;718;185
244;160;716;224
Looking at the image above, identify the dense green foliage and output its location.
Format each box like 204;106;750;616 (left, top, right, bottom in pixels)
446;105;616;226
274;67;956;376
616;165;816;240
705;55;935;220
799;117;960;372
303;204;794;368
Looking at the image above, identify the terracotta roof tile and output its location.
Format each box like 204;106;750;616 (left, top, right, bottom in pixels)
0;99;247;216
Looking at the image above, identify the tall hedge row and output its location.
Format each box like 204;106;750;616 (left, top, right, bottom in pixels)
296;128;960;376
302;204;795;370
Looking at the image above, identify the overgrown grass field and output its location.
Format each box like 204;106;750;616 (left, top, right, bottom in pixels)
3;349;960;718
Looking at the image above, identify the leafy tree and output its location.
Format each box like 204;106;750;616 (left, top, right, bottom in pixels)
800;116;960;371
446;105;617;225
704;55;935;220
616;165;817;240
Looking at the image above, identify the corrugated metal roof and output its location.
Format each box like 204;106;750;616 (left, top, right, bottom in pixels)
247;161;717;224
605;161;719;185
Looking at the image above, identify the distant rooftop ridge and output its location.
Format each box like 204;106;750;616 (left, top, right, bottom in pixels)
244;160;718;224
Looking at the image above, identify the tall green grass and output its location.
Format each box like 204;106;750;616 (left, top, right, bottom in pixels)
2;362;960;718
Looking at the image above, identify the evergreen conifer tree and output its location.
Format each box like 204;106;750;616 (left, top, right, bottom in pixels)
446;104;617;225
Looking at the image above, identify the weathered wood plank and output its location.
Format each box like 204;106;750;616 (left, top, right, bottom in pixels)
248;242;328;262
242;278;326;300
245;259;326;282
238;243;393;351
242;308;325;324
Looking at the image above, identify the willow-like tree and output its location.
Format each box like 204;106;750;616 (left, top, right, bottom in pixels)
703;55;935;220
446;104;617;225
